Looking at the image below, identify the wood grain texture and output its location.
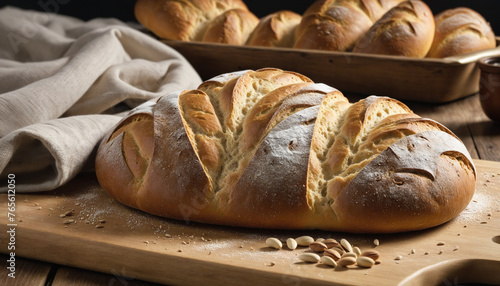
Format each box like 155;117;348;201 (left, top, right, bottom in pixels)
163;38;500;103
0;159;499;286
52;266;162;286
0;254;53;286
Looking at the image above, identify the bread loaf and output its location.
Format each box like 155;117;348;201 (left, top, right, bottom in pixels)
246;10;302;48
95;68;476;233
134;0;251;41
202;9;259;44
353;1;435;57
426;7;496;58
293;0;406;51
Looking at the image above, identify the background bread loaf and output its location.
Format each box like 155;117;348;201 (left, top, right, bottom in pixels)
201;9;259;44
353;1;435;57
426;7;496;58
246;10;302;47
134;0;496;57
293;0;406;51
134;0;254;43
95;68;476;233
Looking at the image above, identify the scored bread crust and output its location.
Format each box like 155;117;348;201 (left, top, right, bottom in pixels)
246;10;302;48
426;7;496;58
134;0;251;41
202;9;259;44
293;0;406;51
95;68;476;233
353;0;435;57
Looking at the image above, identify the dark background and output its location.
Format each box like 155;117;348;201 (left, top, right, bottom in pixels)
1;0;499;34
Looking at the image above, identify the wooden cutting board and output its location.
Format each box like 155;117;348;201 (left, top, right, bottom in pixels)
1;159;500;286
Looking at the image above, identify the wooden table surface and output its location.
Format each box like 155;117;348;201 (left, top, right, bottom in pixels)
1;92;499;286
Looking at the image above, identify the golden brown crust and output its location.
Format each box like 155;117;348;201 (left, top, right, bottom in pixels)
333;131;476;233
246;10;302;48
426;7;496;58
353;1;435;57
202;9;259;44
134;0;249;41
95;68;476;233
294;0;405;51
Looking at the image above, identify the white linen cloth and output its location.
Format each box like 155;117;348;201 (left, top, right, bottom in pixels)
0;7;203;192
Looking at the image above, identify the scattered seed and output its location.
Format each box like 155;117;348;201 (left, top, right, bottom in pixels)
394;255;402;260
298;253;321;263
239;245;243;248
340;239;353;253
337;257;356;267
59;214;67;218
320;256;337;267
331;247;345;255
437;242;445;246
323;238;339;249
373;239;380;246
286;238;298;250
361;250;380;261
309;241;328;252
178;249;182;252
95;224;104;228
438;251;443;255
324;249;342;261
411;249;416;254
266;261;276;267
424;252;429;255
266;237;282;250
62;219;74;224
295;236;314;246
342;252;357;259
357;256;375;268
453;246;459;251
165;234;171;238
353;246;362;256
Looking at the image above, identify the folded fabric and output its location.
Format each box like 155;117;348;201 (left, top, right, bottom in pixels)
0;6;203;192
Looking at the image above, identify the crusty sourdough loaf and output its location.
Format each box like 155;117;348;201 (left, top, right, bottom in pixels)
95;68;476;233
201;8;259;44
246;10;302;48
426;7;496;58
353;1;435;57
293;0;406;51
134;0;255;43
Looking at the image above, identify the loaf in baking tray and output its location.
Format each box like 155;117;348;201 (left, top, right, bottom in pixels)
201;8;259;45
95;68;476;233
293;0;406;51
426;7;496;58
134;0;257;43
246;10;302;48
353;1;435;57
